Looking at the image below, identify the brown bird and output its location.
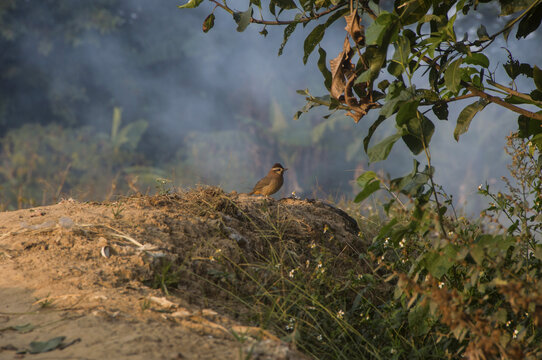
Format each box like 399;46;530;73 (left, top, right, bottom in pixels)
249;163;287;196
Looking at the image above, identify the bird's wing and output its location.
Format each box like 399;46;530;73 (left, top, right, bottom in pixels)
251;176;271;192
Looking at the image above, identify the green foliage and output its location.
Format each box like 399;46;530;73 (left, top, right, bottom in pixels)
354;171;380;203
355;132;542;359
191;137;542;358
453;99;489;141
185;0;542;205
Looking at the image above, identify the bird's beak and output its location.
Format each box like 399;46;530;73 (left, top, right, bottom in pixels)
284;168;288;171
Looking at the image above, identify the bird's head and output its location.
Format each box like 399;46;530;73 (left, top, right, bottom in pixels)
271;163;287;175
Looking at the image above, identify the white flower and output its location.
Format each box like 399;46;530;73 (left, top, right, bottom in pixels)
399;238;406;248
383;237;389;246
506;320;511;327
316;334;323;341
513;329;519;339
390;348;396;354
336;310;344;319
478;184;483;191
289;269;295;278
317;261;323;269
309;242;316;249
438;282;445;289
357;274;363;280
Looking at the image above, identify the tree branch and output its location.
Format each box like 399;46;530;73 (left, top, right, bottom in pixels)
487;80;542;107
420;55;542;121
209;0;344;25
465;84;542;121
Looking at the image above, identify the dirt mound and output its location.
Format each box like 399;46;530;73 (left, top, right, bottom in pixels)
0;187;365;359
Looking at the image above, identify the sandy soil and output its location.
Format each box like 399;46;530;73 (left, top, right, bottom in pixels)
0;188;361;359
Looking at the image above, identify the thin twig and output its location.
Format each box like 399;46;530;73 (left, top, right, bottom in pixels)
209;0;343;25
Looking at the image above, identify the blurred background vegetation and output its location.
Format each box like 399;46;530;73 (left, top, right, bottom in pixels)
0;0;537;212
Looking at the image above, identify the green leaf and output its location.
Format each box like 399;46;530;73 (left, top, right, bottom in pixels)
357;171;378;187
517;2;542;39
432;101;449;120
518;114;542;138
395;100;418;126
476;24;490;40
29;336;66;354
399;115;435;155
202;13;215;33
444;59;463;94
464;53;489;68
396;104;435;155
367;132;402;162
278;21;299;56
423;244;458;278
380;86;415;118
178;0;204;9
354;179;381;203
534;65;542;91
363;115;387;152
354;69;372;85
408;304;431;336
499;0;534;16
317;48;332;90
388;35;410;77
272;0;297;9
378;80;390;91
303;24;326;64
233;7;253;32
395;0;431;25
470;245;484;265
454;100;488;141
366;12;396;46
363;46;387;81
391;161;430;196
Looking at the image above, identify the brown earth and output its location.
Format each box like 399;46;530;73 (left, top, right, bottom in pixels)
0;187;363;359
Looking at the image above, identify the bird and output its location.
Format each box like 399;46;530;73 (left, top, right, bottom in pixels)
249;163;287;196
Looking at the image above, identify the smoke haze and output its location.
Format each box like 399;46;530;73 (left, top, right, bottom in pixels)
1;0;539;213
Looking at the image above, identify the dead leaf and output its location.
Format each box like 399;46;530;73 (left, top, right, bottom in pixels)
344;12;364;45
330;36;354;100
